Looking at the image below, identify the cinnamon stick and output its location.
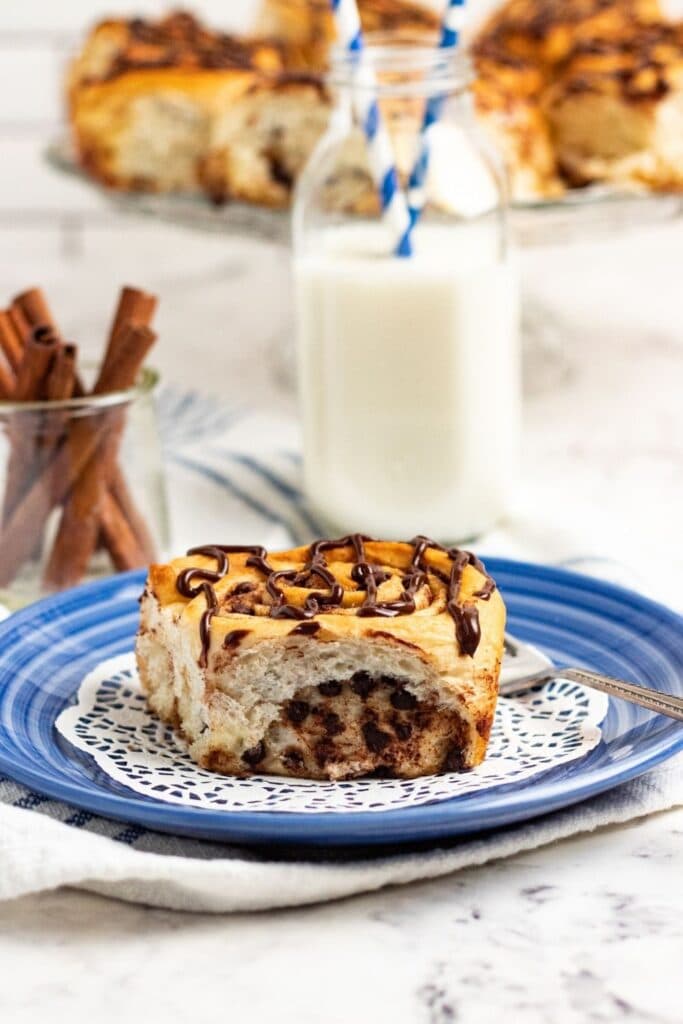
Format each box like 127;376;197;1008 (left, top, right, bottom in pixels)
18;343;79;563
108;286;157;343
95;322;156;394
96;289;158;565
8;303;30;339
108;465;158;563
12;327;59;400
0;310;25;373
43;423;151;589
99;489;148;572
0;428;100;587
50;486;148;588
42;343;77;457
101;287;157;383
67;353;156;567
39;323;157;591
2;330;61;525
0;346;15;399
12;288;57;331
45;343;77;403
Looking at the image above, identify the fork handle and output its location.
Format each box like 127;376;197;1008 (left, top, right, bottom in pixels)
509;668;683;722
562;668;683;722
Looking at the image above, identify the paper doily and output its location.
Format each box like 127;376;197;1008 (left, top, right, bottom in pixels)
56;654;608;814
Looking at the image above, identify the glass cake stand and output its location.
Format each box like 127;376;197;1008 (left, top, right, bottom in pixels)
46;138;683;393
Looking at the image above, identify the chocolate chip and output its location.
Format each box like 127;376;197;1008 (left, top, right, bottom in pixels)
318;681;342;697
314;739;337;767
223;629;250;650
208;186;230;206
267;152;294;189
390;687;418;711
232;601;255;615
241;740;265;766
282;748;304;770
443;746;468;773
351;671;375;699
414;708;433;729
363;721;391;754
287;700;310;724
232;582;256;595
323;711;344;737
394;721;413;741
289;621;321;636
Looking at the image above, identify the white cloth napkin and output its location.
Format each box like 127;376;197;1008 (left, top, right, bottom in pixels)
0;407;681;912
1;756;680;912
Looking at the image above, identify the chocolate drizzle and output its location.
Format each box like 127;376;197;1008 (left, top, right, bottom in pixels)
95;13;279;83
244;552;344;620
223;629;250;650
289;621;321;637
174;536;496;667
176;545;266;667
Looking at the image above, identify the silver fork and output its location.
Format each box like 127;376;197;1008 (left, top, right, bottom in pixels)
501;633;683;722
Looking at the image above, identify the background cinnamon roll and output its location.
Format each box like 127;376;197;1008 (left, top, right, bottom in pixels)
137;536;506;780
472;0;683;197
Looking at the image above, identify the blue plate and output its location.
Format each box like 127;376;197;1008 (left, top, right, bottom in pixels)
0;560;681;847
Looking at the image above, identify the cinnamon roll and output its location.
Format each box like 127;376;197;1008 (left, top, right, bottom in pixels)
67;3;683;206
136;536;505;781
65;5;434;208
67;11;329;206
472;0;683;197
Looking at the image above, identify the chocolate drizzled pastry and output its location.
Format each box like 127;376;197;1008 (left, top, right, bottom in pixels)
68;2;683;215
66;3;440;211
473;0;683;198
137;536;506;781
67;10;331;209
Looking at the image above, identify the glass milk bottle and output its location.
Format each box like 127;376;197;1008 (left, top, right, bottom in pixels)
293;42;520;542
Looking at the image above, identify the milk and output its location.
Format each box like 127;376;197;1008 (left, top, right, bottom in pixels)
294;222;520;541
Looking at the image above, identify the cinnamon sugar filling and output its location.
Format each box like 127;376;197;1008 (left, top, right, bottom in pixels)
235;672;473;780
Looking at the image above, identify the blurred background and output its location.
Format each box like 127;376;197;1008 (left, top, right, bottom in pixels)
0;0;682;590
0;1;286;399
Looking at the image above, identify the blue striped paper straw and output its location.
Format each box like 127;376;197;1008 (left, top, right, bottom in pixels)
405;0;467;236
330;0;413;257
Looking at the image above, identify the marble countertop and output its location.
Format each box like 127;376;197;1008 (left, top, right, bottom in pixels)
0;208;681;1022
0;808;680;1023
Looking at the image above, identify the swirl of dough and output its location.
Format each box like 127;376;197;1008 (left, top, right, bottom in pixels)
168;535;496;667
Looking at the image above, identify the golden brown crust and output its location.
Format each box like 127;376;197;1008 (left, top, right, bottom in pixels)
552;22;683;105
69;11;283;92
473;0;663;68
67;10;340;203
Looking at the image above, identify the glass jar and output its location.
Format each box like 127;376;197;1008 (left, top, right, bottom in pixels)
0;367;169;609
292;42;521;543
